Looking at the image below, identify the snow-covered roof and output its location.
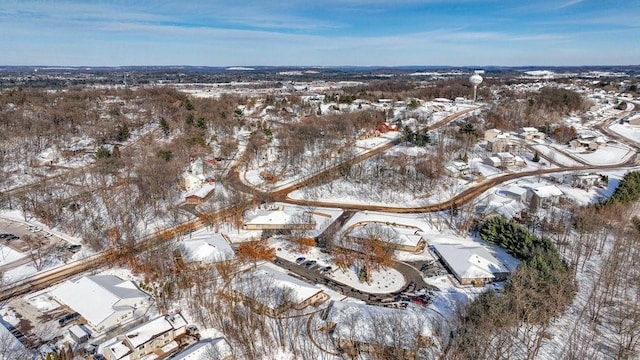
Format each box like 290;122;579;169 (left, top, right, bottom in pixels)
532;184;563;198
167;338;233;360
327;301;431;349
185;183;215;199
432;243;508;281
69;324;90;339
181;233;235;263
231;264;322;310
123;313;188;349
51;275;150;327
346;223;424;248
0;323;27;358
243;206;315;227
102;337;131;360
503;185;528;197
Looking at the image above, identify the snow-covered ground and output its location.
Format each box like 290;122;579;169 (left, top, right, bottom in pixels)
329;266;405;294
609;122;640;144
531;144;583;166
565;143;634;165
0;245;25;266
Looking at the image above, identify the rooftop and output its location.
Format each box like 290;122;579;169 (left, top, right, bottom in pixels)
180;233;235;263
51;275;150;328
432;243;509;281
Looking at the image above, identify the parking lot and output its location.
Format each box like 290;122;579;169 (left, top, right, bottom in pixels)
273;256;437;309
0;218;78;271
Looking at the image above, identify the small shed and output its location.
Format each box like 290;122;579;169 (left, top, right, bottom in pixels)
69;324;90;343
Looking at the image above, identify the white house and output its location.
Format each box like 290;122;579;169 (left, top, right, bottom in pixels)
51;275;151;333
101;313;189;360
180;233;235;266
443;161;470;177
502;185;528;202
527;184;564;207
183;158;207;191
229;264;329;315
519;127;546;140
431;243;510;286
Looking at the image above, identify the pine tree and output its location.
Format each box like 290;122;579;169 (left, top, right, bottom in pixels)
532;151;541;163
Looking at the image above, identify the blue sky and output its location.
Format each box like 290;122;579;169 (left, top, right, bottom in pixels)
1;0;638;66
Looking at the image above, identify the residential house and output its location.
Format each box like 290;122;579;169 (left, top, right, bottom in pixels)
431;243;510;286
51;275;151;333
571;173;604;189
487;135;518;153
519;127;546;140
183;158;207;192
443;161;470;177
228;264;329;316
526;184;564;207
486;153;525;169
502;185;528;203
483;128;502;141
569;132;607;150
184;183;215;204
179;233;235;268
101;313;189;360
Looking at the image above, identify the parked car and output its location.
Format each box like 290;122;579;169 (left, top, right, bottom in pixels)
58;312;80;327
320;266;332;273
68;244;82;253
295;257;306;264
411;296;430;307
304;260;317;269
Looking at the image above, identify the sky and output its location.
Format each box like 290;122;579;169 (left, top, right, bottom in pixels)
0;0;638;67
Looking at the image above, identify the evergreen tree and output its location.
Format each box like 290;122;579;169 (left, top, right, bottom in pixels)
532;151;541;162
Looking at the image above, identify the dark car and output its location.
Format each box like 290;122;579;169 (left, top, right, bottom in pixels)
304;260;317;269
58;312;80;327
295;257;306;264
68;244;82;253
320;266;332;273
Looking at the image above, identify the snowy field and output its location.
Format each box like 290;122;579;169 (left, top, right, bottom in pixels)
531;144;583;166
609;122;640;144
566;143;634;165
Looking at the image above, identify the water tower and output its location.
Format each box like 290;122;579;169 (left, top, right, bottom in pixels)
469;71;483;102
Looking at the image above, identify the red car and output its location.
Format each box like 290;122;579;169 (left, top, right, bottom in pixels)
411;296;430;306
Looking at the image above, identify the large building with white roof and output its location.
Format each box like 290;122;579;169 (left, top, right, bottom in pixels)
345;222;426;253
228;264;328;315
51;275;151;333
101;313;189;360
432;243;510;286
242;205;316;231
